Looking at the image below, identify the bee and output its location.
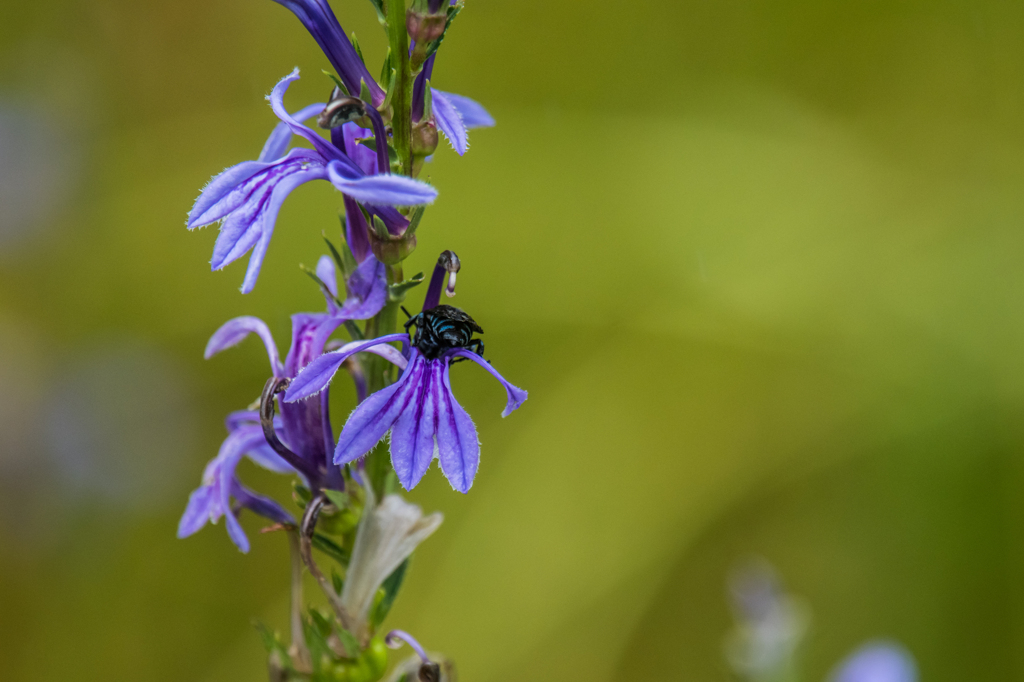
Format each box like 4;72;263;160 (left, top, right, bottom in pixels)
404;304;484;360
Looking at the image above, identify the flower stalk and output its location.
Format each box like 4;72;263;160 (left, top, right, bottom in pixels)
386;0;414;177
180;0;516;678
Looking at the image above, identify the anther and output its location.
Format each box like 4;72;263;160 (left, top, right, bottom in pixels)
437;250;460;298
317;87;368;129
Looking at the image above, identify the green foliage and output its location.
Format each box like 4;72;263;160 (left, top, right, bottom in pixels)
370;558;409;627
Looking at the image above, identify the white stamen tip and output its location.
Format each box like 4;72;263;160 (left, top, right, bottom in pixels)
445;272;457;297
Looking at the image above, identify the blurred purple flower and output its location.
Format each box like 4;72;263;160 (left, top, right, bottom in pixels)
187;70;436;293
829;642;917;682
284;257;526;494
176;411;296;553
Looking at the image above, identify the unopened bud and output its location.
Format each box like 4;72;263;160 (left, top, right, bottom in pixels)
411;119;439;158
407;10;447;45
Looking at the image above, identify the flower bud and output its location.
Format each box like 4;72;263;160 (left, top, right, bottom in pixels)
406;10;447;45
369;231;417;265
411;120;439;158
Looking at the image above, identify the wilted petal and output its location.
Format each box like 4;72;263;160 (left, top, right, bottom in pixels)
284;333;409;402
340;487;443;639
435;360;480;493
259;102;326;162
205;316;283;377
449;349;528;417
830;643;917;682
390;358;439;490
334;355;425;466
438;91;495;129
326;160;437;206
431;90;468;156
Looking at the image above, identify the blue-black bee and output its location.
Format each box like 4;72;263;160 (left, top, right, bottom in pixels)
404;304;484;360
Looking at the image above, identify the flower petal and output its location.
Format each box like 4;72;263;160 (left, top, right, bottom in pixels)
830;642;917;682
259;102;326;162
232;480;296;527
449;349;528;417
335;256;387;320
390;357;439;490
177;485;216;538
267;69;343;162
205;316;283;377
334;353;425;466
436;359;480;493
269;3;384;105
438;91;496;129
284;333;410;402
431;90;468;156
340;488;442;639
316;254;339;299
236;164;329;294
326;160;437;206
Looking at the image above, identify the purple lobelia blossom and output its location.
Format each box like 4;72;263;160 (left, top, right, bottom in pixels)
412;53;496;156
271;0;386;106
283;251;527;494
178;254;405;551
177;410;296;553
829;642;918;682
187;69;436;293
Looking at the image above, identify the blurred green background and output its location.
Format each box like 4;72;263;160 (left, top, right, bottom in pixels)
2;0;1024;680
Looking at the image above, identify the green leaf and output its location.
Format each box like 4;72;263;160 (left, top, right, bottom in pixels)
351;32;366;67
357;138;400;164
370;557;410;627
322;70;349;95
300;264;346;309
366;0;387;26
334;627;361;660
380;67;398;111
293;482;313;509
360;78;374;104
323;488;349;510
332;570;345;596
379;48;392;85
309;608;334;638
253;620;292;662
422;80;434;120
388;272;425;302
312;533;351;565
371;215;391;240
405;206;426;236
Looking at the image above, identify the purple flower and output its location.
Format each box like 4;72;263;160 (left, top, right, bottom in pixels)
176;411;296;553
179;256;406;550
412;54;495;156
283;254;527;494
187;70;437;293
271;0;386;106
829;642;917;682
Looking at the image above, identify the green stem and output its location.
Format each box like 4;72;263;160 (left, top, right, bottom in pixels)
386;0;413;176
363;263;404;497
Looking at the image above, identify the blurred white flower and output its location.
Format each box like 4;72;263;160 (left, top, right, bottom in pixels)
340;487;443;641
